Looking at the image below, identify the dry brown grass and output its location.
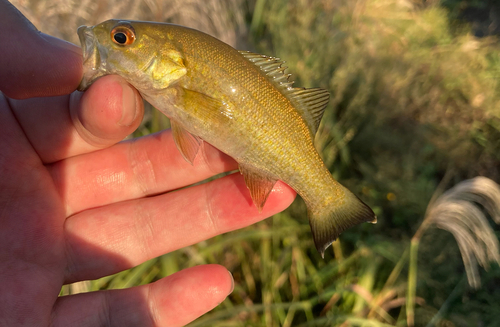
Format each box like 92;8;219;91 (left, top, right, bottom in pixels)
11;0;248;48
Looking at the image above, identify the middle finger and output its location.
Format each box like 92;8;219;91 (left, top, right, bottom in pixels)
49;128;237;216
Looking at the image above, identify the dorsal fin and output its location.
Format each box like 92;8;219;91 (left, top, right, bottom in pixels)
239;51;293;89
288;88;330;135
239;51;330;135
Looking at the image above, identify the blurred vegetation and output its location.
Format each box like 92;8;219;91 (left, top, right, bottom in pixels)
13;0;500;325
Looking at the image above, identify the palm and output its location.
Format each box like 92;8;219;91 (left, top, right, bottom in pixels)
0;2;295;325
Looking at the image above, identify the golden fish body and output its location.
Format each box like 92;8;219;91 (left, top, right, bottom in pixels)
77;20;376;256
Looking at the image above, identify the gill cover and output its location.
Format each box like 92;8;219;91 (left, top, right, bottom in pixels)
141;36;188;90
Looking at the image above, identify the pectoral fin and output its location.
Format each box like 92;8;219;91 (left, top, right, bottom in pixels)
175;87;234;123
167;88;232;165
239;165;277;212
171;120;202;165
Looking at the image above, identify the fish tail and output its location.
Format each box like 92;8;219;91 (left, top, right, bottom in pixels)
307;185;376;258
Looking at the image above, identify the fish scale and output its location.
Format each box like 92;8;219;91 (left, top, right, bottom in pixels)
77;19;376;257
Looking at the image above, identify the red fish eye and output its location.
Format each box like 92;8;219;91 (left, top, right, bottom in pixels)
111;25;135;45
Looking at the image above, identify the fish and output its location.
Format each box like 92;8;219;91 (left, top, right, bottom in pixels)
77;19;376;257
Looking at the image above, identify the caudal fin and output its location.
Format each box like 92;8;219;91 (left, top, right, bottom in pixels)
308;187;376;258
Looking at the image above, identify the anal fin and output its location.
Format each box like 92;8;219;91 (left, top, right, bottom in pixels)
171;120;202;165
239;165;277;212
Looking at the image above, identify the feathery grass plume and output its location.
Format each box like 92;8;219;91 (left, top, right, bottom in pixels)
407;177;500;326
421;176;500;286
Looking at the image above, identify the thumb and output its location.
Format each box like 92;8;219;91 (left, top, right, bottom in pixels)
0;0;82;99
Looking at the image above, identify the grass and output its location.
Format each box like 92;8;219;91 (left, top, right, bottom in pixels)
17;0;500;325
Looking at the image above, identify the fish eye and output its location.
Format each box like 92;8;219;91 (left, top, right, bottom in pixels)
111;25;135;46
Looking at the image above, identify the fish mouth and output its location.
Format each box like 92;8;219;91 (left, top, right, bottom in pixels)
77;25;107;91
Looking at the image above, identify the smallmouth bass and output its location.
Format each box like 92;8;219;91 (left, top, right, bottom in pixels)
77;20;376;257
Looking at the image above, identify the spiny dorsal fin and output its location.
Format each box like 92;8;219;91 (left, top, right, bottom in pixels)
239;164;277;212
239;50;330;135
239;51;294;89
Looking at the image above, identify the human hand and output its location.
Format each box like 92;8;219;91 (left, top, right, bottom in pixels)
0;1;295;326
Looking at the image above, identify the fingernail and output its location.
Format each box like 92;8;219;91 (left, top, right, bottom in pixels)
41;33;82;56
118;82;138;127
228;270;234;293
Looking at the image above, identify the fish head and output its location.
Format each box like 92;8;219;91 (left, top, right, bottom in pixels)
77;20;187;92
